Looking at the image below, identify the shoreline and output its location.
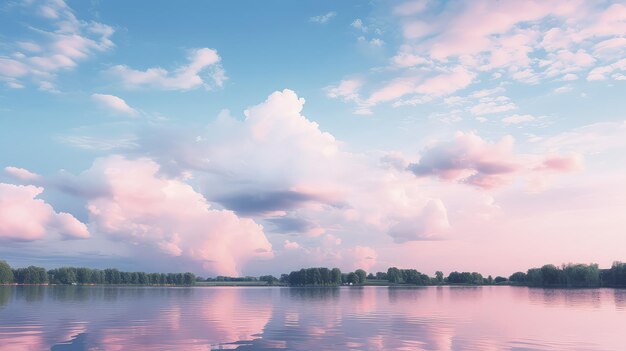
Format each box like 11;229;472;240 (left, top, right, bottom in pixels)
2;282;625;289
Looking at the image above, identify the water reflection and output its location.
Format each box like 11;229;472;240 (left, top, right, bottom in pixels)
528;288;604;309
0;286;624;350
0;286;10;308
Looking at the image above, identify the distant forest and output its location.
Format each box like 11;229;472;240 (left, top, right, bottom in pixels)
2;260;626;288
0;261;195;286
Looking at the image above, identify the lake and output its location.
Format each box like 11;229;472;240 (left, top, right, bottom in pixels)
0;285;624;350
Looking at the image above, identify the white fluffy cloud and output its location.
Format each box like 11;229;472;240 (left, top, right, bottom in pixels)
111;89;460;257
108;48;225;91
91;94;138;116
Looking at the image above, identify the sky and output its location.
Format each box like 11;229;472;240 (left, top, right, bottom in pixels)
0;0;625;277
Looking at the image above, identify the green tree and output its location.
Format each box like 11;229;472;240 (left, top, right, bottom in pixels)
355;269;367;285
509;271;526;283
435;271;443;284
331;268;342;285
183;272;195;286
387;267;402;283
0;261;13;284
347;272;359;284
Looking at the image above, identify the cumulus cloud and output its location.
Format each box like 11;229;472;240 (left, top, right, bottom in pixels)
408;132;521;188
408;132;581;189
110;90;465;250
69;156;273;275
91;94;138;116
0;183;89;241
0;0;114;90
107;48;225;90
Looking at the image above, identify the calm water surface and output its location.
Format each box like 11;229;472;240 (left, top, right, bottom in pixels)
0;285;624;350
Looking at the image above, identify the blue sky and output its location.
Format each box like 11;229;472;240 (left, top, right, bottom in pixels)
1;0;625;276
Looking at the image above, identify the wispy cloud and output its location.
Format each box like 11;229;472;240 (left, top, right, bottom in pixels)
107;48;226;91
91;94;138;116
310;11;337;24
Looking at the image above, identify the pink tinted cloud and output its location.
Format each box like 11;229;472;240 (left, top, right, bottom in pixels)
388;199;451;243
81;156;273;275
0;0;114;90
408;132;521;188
0;183;89;241
332;1;625;111
408;132;582;189
538;154;583;172
4;166;41;182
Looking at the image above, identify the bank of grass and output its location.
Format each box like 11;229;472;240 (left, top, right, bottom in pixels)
363;279;390;286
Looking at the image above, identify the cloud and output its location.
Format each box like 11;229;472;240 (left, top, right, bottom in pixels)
0;0;114;90
283;240;301;250
587;58;626;81
107;48;225;90
414;66;475;96
408;131;581;189
0;183;89;241
553;85;573;94
111;89;465;248
339;246;377;271
537;155;583;172
37;89;607;275
502;114;536;125
328;1;626;111
324;78;363;102
72;156;273;275
4;166;42;182
351;19;368;32
408;132;520;188
91;94;138;116
469;96;517;115
310;12;337;24
393;0;429;16
388;199;450;243
215;190;326;216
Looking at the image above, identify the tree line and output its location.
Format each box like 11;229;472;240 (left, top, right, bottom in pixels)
505;262;626;288
0;261;195;286
280;268;369;286
3;259;626;288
